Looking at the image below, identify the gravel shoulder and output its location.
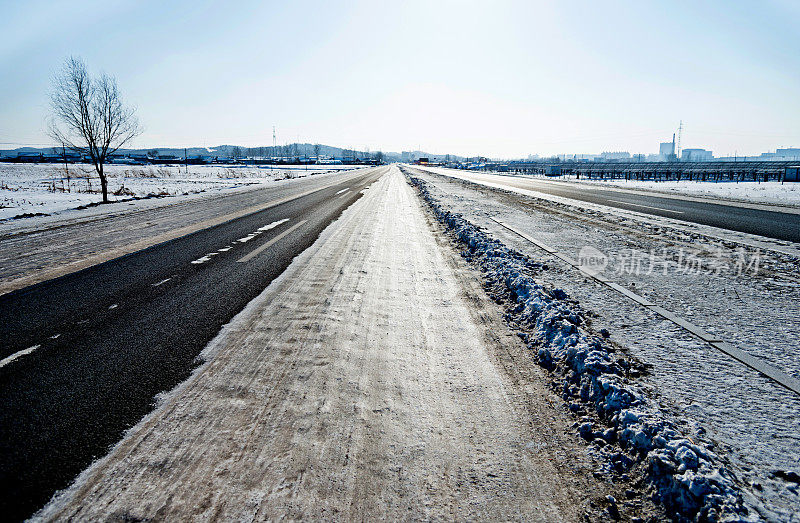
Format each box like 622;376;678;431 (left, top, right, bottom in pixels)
37;167;607;521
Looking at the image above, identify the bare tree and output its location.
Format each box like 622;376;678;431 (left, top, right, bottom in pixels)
49;57;141;203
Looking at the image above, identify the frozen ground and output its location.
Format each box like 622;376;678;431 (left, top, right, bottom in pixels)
407;167;800;521
36;168;618;521
0;163;359;221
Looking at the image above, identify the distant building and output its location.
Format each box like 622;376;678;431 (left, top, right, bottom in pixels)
776;148;800;160
16;152;43;162
747;148;800;161
659;141;676;161
600;151;631;160
682;148;713;161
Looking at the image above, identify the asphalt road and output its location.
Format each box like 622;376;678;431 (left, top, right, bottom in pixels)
0;166;385;520
432;170;800;243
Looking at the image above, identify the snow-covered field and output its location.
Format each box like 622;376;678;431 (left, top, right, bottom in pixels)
521;173;800;206
0;163;359;221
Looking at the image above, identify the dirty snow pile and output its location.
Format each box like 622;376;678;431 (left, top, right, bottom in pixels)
405;169;749;521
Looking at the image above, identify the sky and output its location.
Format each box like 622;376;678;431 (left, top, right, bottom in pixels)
1;0;799;158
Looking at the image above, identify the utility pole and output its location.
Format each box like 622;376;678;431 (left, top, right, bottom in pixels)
184;148;188;174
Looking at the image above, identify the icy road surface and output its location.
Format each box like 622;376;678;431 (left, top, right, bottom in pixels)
38;168;602;520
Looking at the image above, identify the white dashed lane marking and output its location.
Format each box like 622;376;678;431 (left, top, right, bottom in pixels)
191;219;291;265
237;220;308;263
0;345;41;369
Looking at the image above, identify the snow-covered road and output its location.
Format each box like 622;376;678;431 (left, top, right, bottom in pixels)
37;168;607;520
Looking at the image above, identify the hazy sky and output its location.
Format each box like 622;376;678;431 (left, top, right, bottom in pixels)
1;0;799;158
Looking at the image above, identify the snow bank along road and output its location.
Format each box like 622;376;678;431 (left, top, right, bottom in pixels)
425;167;800;244
0;167;383;520
407;166;800;520
34;168;605;520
